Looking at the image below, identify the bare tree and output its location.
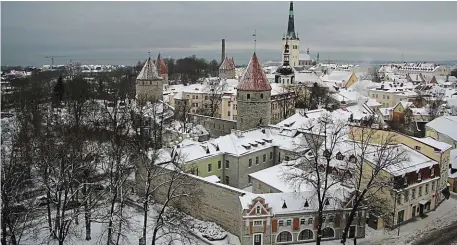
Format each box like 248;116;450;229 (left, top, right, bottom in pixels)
1;117;36;245
97;77;136;245
200;79;227;118
138;150;202;245
340;125;409;245
283;113;348;245
174;99;193;135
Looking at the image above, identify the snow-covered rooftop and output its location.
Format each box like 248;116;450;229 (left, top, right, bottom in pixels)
365;144;437;176
426;116;457;141
411;137;452;152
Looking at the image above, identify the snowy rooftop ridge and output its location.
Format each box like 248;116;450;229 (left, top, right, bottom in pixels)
137;57;162;81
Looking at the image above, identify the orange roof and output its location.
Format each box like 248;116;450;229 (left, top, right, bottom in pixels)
155;54;168;75
237;53;271;91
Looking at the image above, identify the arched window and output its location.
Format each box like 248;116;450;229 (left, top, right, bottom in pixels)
298;229;313;241
322;227;335;238
256;206;261;214
260;93;264;99
276;231;292;242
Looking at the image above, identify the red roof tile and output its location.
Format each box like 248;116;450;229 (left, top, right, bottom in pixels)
155;54;168;75
219;57;235;71
237;53;271;91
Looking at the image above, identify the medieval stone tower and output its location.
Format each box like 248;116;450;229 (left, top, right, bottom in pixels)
236;53;272;131
135;56;163;102
281;1;300;67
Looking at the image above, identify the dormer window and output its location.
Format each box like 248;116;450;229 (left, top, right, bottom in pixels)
336;152;344;160
323;149;331;158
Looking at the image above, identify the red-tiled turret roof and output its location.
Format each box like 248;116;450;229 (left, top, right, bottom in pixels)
154;54;168;75
237;53;271;91
219;56;235;71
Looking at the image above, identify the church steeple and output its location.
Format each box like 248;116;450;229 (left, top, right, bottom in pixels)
286;1;298;40
283;40;290;66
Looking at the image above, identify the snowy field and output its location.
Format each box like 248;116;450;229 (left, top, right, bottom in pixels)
21;202;240;245
323;198;457;245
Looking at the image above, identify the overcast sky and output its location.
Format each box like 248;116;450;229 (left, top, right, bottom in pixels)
2;1;457;66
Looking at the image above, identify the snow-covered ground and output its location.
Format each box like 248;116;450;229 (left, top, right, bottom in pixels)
322;198;457;245
21;202;240;245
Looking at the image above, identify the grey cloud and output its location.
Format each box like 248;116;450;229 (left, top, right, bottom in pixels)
2;1;457;66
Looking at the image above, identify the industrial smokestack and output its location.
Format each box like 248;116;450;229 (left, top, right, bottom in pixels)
221;39;226;63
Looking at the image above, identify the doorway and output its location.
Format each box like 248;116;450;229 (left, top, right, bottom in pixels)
419;204;424;216
253;234;262;245
412;205;416;217
349;226;356;238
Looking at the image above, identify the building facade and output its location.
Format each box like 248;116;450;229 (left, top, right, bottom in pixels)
135;56;164;102
236;53;272;131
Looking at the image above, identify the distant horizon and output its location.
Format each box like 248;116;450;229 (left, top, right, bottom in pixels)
2;2;457;68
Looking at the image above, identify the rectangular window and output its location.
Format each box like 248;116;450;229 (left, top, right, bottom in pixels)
249;159;252;167
256;156;259;165
279;220;284;226
225;160;229;169
270;152;273;160
322;216;326;223
228;111;231;116
404;190;409;202
425;183;429;194
263;154;266;162
207;163;212;172
419;186;423;196
308;218;313;225
196;96;198;99
253;220;262;226
328;215;334;223
432;181;435;191
205;96;208;100
411;188;416;199
415;146;421;151
218;160;221;169
300;218;305;225
286;220;292;226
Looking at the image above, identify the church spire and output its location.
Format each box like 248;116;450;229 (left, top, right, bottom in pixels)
286;1;297;40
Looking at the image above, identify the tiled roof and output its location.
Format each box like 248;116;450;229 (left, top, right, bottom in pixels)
137;57;162;80
155;54;168;75
236;53;272;91
219;57;235;71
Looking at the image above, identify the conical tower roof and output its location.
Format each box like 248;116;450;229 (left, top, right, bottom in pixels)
155;54;168;75
219;56;234;71
237;53;271;91
137;57;162;80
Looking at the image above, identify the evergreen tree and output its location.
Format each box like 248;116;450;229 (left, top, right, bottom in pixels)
53;75;65;106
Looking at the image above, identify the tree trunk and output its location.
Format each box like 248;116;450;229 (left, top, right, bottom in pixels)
115;189;124;245
84;190;91;240
106;191;118;245
1;195;8;245
142;201;148;241
46;190;54;237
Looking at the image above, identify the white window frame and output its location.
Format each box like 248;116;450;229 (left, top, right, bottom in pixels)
253;220;263;226
252;233;263;245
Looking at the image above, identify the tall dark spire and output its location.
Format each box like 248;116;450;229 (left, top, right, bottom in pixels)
286;1;298;40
